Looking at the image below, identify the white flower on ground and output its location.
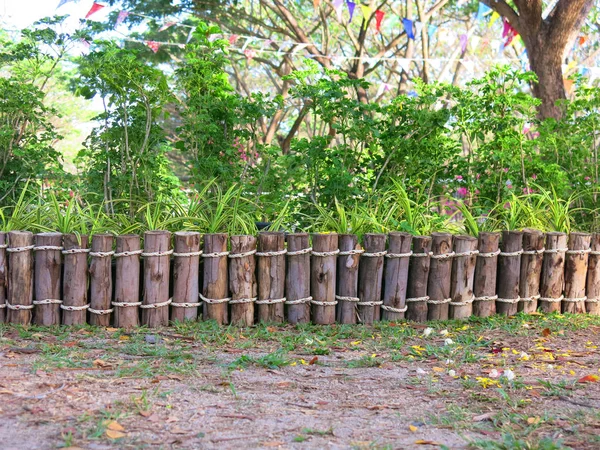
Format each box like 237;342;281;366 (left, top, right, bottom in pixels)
440;329;449;336
489;369;500;378
423;327;433;337
503;369;515;381
448;370;456;377
444;338;454;346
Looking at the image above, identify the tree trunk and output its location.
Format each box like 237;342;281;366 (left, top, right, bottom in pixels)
528;47;566;120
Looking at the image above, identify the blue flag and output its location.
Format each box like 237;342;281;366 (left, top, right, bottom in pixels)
476;2;492;20
56;0;78;9
403;18;414;39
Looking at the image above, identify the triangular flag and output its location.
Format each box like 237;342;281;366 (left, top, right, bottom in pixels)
79;38;91;48
347;1;356;23
244;49;256;61
85;2;104;19
564;78;574;95
476;2;492;21
402;18;414;39
361;5;372;29
376;82;391;97
146;41;160;53
489;11;500;28
186;27;196;44
428;24;438;38
158;21;176;32
333;0;344;22
115;10;129;27
397;58;411;73
313;0;321;10
460;34;468;53
56;0;77;9
415;21;423;37
502;18;518;46
579;36;587;46
229;34;239;45
375;10;385;32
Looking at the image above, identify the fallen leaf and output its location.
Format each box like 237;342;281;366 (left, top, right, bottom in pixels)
167;374;183;381
261;441;285;447
106;421;125;432
308;356;318;365
119;335;130;341
106;429;126;439
409;424;418;432
415;440;440;445
139;410;152;417
473;412;495;422
166;416;179;423
578;374;600;383
432;367;444;373
266;326;277;333
542;328;551;337
93;359;112;368
527;417;541;424
106;327;119;332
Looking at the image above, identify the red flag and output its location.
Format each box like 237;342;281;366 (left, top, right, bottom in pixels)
502;18;518;46
85;2;105;19
146;40;160;53
375;10;385;32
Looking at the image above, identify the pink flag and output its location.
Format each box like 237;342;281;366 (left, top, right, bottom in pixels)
244;49;256;61
229;34;239;45
115;10;129;27
502;18;518;46
159;21;176;32
375;10;385;32
460;34;468;52
85;2;104;19
146;41;160;53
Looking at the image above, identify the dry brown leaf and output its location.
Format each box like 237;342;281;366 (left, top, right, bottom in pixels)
473;412;495;422
106;421;125;432
167;374;183;381
93;359;112;368
432;367;444;373
542;328;551;337
308;356;318;365
139;410;152;417
261;441;285;447
106;429;126;439
527;417;541;424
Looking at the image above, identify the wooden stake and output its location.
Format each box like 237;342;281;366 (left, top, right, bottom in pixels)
586;233;600;315
473;232;500;317
171;231;201;323
539;232;567;313
0;232;6;323
336;234;360;324
563;232;591;314
357;233;386;324
62;234;89;325
113;234;141;329
311;233;338;325
382;232;412;321
141;231;171;327
257;232;285;323
427;233;453;321
496;231;523;316
202;233;229;325
518;229;545;314
229;235;257;326
7;231;34;324
406;236;432;322
449;235;477;320
89;234;114;326
33;232;62;326
286;233;311;324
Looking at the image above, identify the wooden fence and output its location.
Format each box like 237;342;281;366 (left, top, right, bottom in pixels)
0;229;598;327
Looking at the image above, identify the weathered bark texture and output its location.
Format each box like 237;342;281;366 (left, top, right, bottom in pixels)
171;231;201;323
496;231;523;316
0;233;6;323
427;233;453;321
539;232;568;313
586;233;600;315
357;233;386;324
33;232;62;326
286;233;311;324
336;234;360;324
229;235;257;326
519;229;545;313
141;231;171;327
257;232;285;323
473;232;500;317
449;235;477;320
382;232;412;321
563;232;591;314
89;234;114;326
7;231;34;324
62;234;89;326
406;236;432;322
311;233;338;325
114;235;141;329
202;233;229;325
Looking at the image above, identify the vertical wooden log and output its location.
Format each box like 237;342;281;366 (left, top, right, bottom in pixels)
563;232;591;314
336;234;360;324
539;232;568;313
229;235;257;326
202;233;229;325
406;236;432;322
89;234;114;326
382;232;412;321
171;231;201;322
496;231;523;316
357;233;386;324
256;232;286;323
311;233;338;325
518;229;545;314
0;232;6;323
585;233;600;315
62;234;89;326
141;231;171;327
427;233;453;321
7;231;34;324
449;235;478;320
113;235;141;329
33;232;63;326
286;233;311;324
473;232;500;317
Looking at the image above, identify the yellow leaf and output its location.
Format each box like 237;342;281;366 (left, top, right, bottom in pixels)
119;335;130;341
569;370;576;376
432;367;444;373
527;417;540;425
409;424;418;432
106;421;125;432
351;341;361;346
106;429;126;439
